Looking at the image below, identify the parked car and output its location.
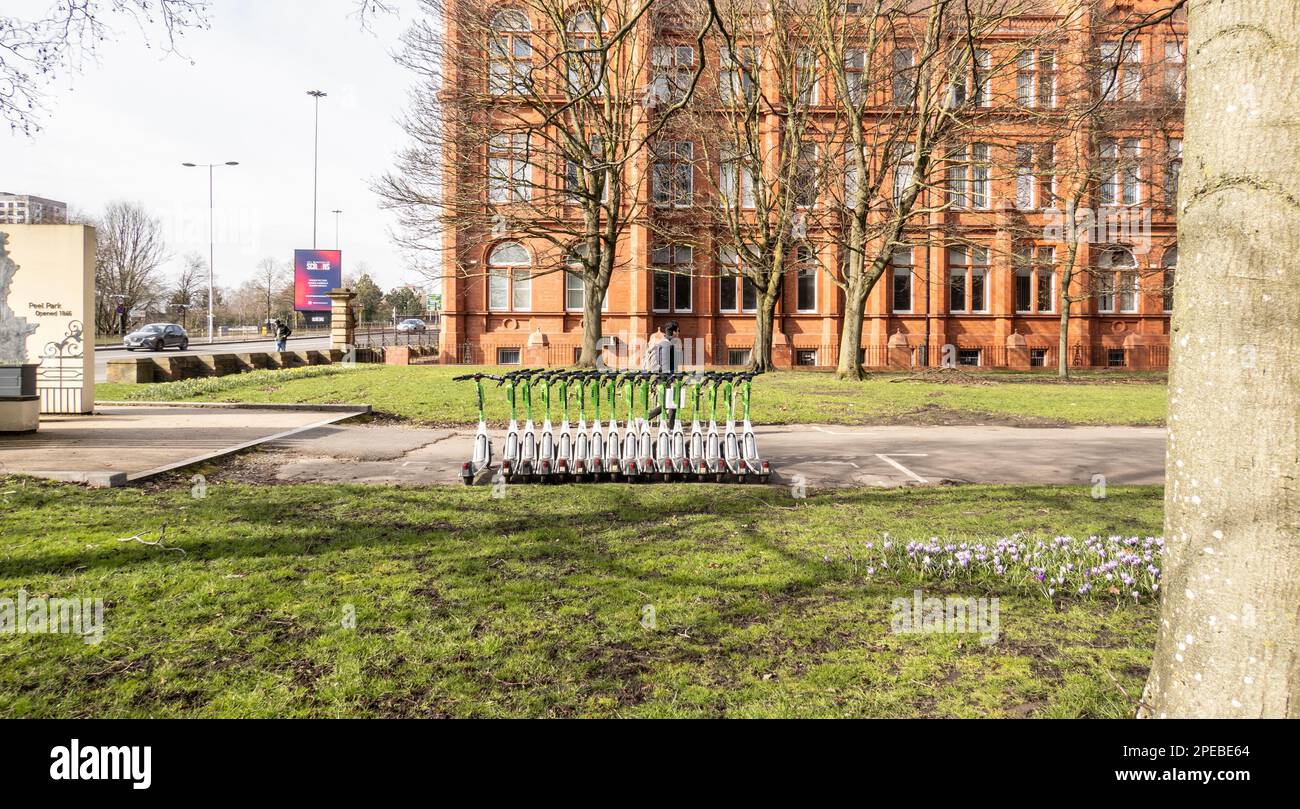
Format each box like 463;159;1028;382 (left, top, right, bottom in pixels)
125;323;189;352
395;318;428;334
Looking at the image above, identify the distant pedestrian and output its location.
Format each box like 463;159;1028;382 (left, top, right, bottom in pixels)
275;319;292;352
646;321;683;428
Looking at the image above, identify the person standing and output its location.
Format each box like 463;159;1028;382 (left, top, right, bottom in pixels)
274;319;292;352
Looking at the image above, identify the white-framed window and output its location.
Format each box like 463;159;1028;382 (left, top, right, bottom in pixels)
488;10;532;96
718;246;758;312
565;11;607;97
1100;138;1142;205
1096;246;1137;313
1164;40;1184;99
795;349;818;366
794;143;818;208
891;248;913;313
564;136;610;205
652;141;693;207
497;347;522;365
892;48;916;106
652;244;694;313
1016;49;1056;107
892;144;914;205
797;47;819;105
488;132;531;203
719;145;757;209
951;49;990;107
1014;245;1056;314
720;45;759;103
947;144;989;209
844;48;866;105
1162;246;1177;313
1100;41;1142;102
487;241;532;311
1015;142;1056;209
1166;137;1182;209
795;245;818;312
652;44;695;104
948;246;989;312
564;270;610;312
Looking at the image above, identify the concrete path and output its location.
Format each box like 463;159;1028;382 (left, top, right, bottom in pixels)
94;337;331;382
0;405;366;486
252;423;1166;488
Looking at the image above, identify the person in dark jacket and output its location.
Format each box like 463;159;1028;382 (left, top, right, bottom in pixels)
646;321;682;428
274;319;292;352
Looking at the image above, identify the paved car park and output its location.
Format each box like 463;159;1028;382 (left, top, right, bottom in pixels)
247;423;1166;488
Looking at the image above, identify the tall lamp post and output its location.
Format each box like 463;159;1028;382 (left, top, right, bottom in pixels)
332;209;343;249
307;90;328;248
182;160;240;343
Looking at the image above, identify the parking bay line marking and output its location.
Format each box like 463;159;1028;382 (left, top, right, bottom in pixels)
875;454;929;484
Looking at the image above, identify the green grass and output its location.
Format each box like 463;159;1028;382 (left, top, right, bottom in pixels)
0;480;1161;718
97;365;1167;427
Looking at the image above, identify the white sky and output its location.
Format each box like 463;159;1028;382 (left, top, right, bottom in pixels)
2;0;423;291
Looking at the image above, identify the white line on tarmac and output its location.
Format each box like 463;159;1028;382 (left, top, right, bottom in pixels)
875;454;930;484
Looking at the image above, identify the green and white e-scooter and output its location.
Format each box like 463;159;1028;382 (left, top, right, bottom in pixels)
535;371;557;481
721;374;745;481
498;369;529;482
620;374;642;480
687;373;708;480
603;373;622;478
454;373;501;486
571;372;591;481
553;371;576;481
736;372;770;483
635;373;655;479
515;370;539;481
664;373;688;480
704;373;725;480
589;374;609;479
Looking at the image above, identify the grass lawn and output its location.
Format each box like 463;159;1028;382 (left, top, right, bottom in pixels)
96;365;1167;427
0;479;1162;718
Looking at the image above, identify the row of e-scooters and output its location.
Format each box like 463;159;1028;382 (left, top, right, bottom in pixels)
453;369;771;485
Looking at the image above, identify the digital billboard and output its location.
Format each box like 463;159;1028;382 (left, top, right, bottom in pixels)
294;249;343;312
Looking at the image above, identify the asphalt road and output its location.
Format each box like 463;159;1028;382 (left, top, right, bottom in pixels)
94;337;332;383
254;423;1167;489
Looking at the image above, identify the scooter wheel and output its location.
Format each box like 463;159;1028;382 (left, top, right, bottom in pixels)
461;474;475;487
714;473;725;484
759;474;771;485
737;474;748;485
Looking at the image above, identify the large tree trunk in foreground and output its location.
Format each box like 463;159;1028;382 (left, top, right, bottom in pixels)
1141;0;1299;718
835;282;867;380
749;281;782;373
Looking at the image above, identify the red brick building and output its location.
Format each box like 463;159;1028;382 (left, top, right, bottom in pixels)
436;1;1183;370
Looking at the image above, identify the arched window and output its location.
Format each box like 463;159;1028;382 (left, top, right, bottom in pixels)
489;9;532;96
1162;246;1177;312
1097;246;1137;313
564;12;608;97
488;241;531;311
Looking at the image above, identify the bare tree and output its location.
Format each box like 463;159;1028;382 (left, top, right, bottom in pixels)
1141;0;1297;719
673;0;823;371
376;0;711;367
0;1;209;134
809;0;1027;379
166;252;206;330
1022;0;1185;377
252;257;294;326
93;201;168;334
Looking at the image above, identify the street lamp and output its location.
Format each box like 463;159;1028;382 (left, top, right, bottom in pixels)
182;160;240;343
331;209;343;249
307;89;328;248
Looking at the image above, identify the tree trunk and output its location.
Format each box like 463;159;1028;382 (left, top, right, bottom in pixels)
1056;281;1071;379
749;278;782;373
576;277;606;368
1141;0;1299;718
835;281;867;380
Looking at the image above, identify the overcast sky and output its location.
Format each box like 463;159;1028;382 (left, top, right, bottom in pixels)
3;0;422;291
